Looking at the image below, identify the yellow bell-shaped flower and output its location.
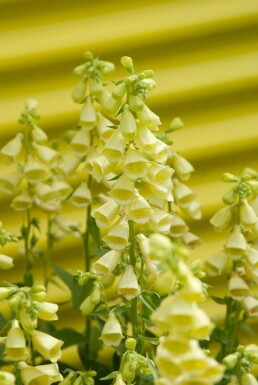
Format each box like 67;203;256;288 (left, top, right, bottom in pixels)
10;190;32;211
210;206;232;232
0;170;23;194
136;126;162;155
34;183;57;202
19;361;63;385
118;265;140;300
0;133;23;163
111;174;136;206
128;195;151;224
225;225;247;255
4;320;28;361
31;125;48;144
71;127;90;157
96;113;114;140
80;96;96;130
240;199;257;227
103;130;125;164
33;143;58;165
150;207;172;234
24;158;47;184
228;274;249;301
37;302;58;321
103;216;129;251
122;147;148;180
119;104;137;140
90;155;112;183
71;182;91;207
92;250;121;275
55;153;80;176
170;152;194;181
136;104;161;130
31;330;63;363
170;215;188;237
91;199;120;228
100;312;124;347
205;252;229;276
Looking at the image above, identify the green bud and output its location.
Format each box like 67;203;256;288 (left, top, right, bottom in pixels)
139;69;154;79
221;173;239;183
25;98;38;110
222;353;239;369
167;117;184;132
74;64;87;76
84;51;94;61
125;338;137;351
246;180;258;194
223;189;238;205
121;56;134;74
121;351;137;383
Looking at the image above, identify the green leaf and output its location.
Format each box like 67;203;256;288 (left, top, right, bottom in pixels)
30;234;38;248
0;313;6;329
71;277;93;310
139;335;159;345
139;291;160;312
53;265;74;292
100;371;118;381
146;354;158;379
88;327;103;360
240;321;257;337
30;217;40;231
210;296;226;305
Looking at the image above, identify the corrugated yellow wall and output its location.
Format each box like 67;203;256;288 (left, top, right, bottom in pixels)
1;0;258;290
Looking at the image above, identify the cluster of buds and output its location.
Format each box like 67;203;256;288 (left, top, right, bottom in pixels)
59;369;97;385
223;344;258;385
150;235;224;385
0;283;63;382
206;172;258;312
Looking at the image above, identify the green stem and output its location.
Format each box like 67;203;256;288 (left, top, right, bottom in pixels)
43;215;52;289
128;220;139;343
223;297;241;357
24;209;33;286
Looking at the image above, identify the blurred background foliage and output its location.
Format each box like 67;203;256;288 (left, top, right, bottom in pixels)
0;0;258;366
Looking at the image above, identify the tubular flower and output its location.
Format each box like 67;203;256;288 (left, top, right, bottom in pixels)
31;330;63;363
103;216;129;250
100;312;124;347
118;265;140;300
92;250;121;275
91;199;120;228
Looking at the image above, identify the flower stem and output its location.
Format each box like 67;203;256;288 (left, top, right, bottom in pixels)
23;209;33;286
129;220;139;343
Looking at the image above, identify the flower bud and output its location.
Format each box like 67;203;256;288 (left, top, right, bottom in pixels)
71;182;91;207
89;78;104;95
33;143;57;164
168;117;184;132
92;199;120;228
210;206;232;232
103;130;125;164
0;133;23;163
80;96;96;129
103;216;129;251
221;173;239;182
25;98;38;110
71;128;90;157
121;351;137;383
19;305;37;332
29;285;47;302
92;250;121;275
240;199;257;227
80;281;101;316
72;79;87;103
118;265;140;300
121;56;134;74
222;353;239;369
100;312;124;347
241;373;258;385
114;374;126;385
31;330;63;363
125;338;137;351
223;189;238;205
0;287;13;300
0;371;15;385
11;190;32;211
112;81;126;100
0;254;14;270
225;225;247;254
31;125;48;143
245;344;258;364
